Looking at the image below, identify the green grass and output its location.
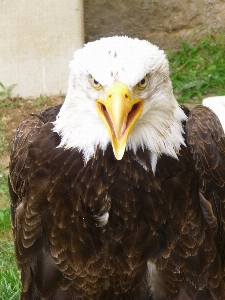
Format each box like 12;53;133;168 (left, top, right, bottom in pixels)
0;82;16;107
168;34;225;103
0;238;21;300
0;124;8;156
0;82;24;109
0;171;9;208
0;170;21;299
33;94;50;107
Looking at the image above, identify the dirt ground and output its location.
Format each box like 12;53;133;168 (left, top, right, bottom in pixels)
0;96;197;168
0;95;64;167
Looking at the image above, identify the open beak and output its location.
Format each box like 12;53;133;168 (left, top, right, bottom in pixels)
96;82;143;160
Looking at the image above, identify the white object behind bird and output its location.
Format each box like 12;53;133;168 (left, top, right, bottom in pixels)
203;96;225;131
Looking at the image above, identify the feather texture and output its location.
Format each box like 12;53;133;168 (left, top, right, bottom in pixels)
9;104;225;299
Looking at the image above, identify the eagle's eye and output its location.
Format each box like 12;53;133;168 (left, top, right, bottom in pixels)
90;76;102;90
137;76;148;89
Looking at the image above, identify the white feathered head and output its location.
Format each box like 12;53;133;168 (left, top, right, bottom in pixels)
53;36;187;170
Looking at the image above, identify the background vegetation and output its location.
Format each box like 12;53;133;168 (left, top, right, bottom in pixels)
0;170;21;299
168;34;225;103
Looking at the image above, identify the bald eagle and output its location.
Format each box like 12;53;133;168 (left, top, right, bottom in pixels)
9;36;225;300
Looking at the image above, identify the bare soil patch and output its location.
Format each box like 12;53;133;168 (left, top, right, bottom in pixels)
0;95;64;166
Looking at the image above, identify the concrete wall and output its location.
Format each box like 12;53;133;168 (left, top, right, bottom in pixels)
84;0;225;49
0;0;84;97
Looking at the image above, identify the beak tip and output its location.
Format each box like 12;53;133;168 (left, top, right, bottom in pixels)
113;148;125;160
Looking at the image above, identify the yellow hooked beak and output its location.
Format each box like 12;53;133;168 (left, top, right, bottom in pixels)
96;83;143;160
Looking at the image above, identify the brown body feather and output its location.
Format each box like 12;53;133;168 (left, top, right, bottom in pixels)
9;105;225;299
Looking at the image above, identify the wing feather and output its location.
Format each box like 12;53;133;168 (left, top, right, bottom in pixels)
185;105;225;268
8;105;75;299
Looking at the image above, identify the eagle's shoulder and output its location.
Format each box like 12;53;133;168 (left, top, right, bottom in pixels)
185;104;225;190
9;105;62;197
38;104;62;123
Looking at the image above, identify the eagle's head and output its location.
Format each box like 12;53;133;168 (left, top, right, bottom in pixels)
53;36;187;170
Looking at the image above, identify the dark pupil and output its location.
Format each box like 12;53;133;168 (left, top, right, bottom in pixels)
140;78;145;85
94;79;99;85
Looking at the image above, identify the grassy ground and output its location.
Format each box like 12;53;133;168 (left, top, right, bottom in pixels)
0;34;225;299
168;34;225;103
0;170;21;299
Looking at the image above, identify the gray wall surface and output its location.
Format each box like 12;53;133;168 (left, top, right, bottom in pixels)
84;0;225;48
0;0;84;97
